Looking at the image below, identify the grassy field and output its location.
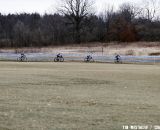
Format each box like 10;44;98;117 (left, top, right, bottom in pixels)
0;62;160;130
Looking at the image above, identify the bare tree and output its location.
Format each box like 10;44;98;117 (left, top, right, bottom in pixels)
143;0;160;20
119;3;142;22
59;0;94;43
13;21;26;47
100;5;114;41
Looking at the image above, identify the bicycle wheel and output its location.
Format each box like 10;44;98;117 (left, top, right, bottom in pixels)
114;59;117;63
21;57;27;62
17;57;20;62
90;58;94;62
119;59;122;64
24;57;27;62
60;57;64;62
54;57;58;62
114;59;122;64
84;58;89;62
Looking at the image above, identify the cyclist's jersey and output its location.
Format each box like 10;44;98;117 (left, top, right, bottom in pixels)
57;54;62;58
87;55;92;59
115;55;121;61
21;54;25;58
115;55;120;59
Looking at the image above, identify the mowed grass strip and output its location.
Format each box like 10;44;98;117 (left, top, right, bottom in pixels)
0;62;160;130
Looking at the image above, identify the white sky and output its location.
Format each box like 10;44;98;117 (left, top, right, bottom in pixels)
0;0;141;14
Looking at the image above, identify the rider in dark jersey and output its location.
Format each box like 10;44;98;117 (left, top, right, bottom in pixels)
21;53;25;58
87;55;92;61
115;54;121;62
57;53;62;58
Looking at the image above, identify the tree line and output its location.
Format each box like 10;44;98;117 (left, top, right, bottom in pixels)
0;0;160;47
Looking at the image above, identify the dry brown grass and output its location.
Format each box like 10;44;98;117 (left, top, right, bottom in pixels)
0;42;160;56
0;62;160;130
149;52;160;56
125;50;136;56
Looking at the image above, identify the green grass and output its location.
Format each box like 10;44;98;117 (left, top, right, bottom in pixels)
0;62;160;130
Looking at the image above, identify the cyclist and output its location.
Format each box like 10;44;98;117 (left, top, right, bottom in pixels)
54;53;64;62
18;53;27;62
57;53;62;58
21;53;26;59
87;55;92;61
115;54;121;62
87;55;91;59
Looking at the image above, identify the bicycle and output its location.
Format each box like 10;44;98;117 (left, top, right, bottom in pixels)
84;55;94;62
17;55;27;62
114;57;122;64
54;55;64;62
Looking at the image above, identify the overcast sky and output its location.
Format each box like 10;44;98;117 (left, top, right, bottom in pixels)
0;0;141;14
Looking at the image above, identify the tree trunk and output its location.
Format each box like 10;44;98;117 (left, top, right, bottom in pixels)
75;21;81;44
